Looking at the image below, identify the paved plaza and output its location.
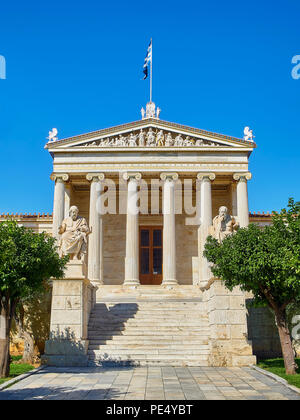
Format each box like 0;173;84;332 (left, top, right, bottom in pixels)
0;366;299;400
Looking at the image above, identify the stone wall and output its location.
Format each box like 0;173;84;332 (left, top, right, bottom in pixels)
246;303;282;359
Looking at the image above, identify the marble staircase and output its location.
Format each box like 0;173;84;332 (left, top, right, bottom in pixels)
87;286;211;366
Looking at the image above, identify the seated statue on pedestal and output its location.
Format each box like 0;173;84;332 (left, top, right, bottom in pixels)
58;205;90;260
210;206;239;242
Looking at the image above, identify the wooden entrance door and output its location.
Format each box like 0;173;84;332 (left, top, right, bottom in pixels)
139;226;163;285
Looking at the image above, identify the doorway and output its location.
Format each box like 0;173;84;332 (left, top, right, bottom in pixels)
139;226;163;285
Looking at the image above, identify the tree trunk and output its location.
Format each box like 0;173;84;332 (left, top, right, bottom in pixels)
15;316;35;365
21;330;35;364
275;308;298;375
0;301;14;378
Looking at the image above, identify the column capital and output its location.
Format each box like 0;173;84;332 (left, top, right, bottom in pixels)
233;172;252;181
123;172;142;181
86;173;105;182
160;172;179;181
197;172;216;181
50;173;69;182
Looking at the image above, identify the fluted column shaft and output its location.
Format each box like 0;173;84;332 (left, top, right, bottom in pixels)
197;173;215;285
51;173;69;239
87;173;105;285
233;172;252;227
124;173;141;285
161;173;178;285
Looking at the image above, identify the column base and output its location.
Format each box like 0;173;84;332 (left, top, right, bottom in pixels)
162;279;178;286
123;279;140;286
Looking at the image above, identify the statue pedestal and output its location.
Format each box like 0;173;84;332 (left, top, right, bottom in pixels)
42;261;96;367
64;259;87;279
203;279;256;367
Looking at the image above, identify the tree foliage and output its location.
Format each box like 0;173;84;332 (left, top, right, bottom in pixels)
0;221;67;299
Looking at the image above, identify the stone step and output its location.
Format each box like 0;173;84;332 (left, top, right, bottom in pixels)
88;350;209;360
88;359;209;367
88;330;210;336
91;310;205;315
88;353;209;361
88;334;209;341
88;326;209;332
88;338;209;345
88;348;210;355
88;322;209;328
94;300;205;311
89;316;208;322
88;344;210;350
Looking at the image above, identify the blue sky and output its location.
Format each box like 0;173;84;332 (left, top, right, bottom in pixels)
0;0;299;213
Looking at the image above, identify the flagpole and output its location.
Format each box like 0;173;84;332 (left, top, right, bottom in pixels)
150;38;152;103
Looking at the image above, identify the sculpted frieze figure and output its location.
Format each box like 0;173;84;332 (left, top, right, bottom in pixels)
210;206;239;242
156;130;164;146
128;132;137;147
138;129;145;146
165;133;173;147
174;134;183;146
58;206;90;260
146;128;156;146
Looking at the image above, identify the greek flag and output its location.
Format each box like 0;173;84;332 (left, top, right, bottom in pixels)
143;40;152;80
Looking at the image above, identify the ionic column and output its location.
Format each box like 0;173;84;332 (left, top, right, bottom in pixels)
233;172;252;227
160;173;178;285
197;173;215;285
64;184;71;219
86;173;105;285
50;173;69;239
123;173;141;286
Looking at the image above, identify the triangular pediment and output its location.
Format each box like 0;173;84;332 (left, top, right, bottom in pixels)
45;118;256;151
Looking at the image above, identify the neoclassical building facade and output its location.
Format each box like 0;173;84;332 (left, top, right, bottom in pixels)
1;103;281;366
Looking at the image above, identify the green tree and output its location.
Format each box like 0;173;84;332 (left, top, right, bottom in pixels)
0;220;68;377
204;199;300;375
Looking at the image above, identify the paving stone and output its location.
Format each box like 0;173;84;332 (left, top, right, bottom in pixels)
0;366;299;400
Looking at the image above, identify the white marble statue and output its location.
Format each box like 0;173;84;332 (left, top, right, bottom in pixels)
47;128;58;142
244;126;254;142
165;133;173;147
146;128;155;146
58;206;90;260
174;134;183;146
156;107;161;119
156;130;164;146
128;132;137;147
210;206;239;242
183;136;193;146
139;129;145;146
141;107;145;119
146;101;156;118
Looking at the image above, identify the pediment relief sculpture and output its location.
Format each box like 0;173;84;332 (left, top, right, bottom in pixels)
58;205;90;260
74;128;227;149
210;206;239;242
